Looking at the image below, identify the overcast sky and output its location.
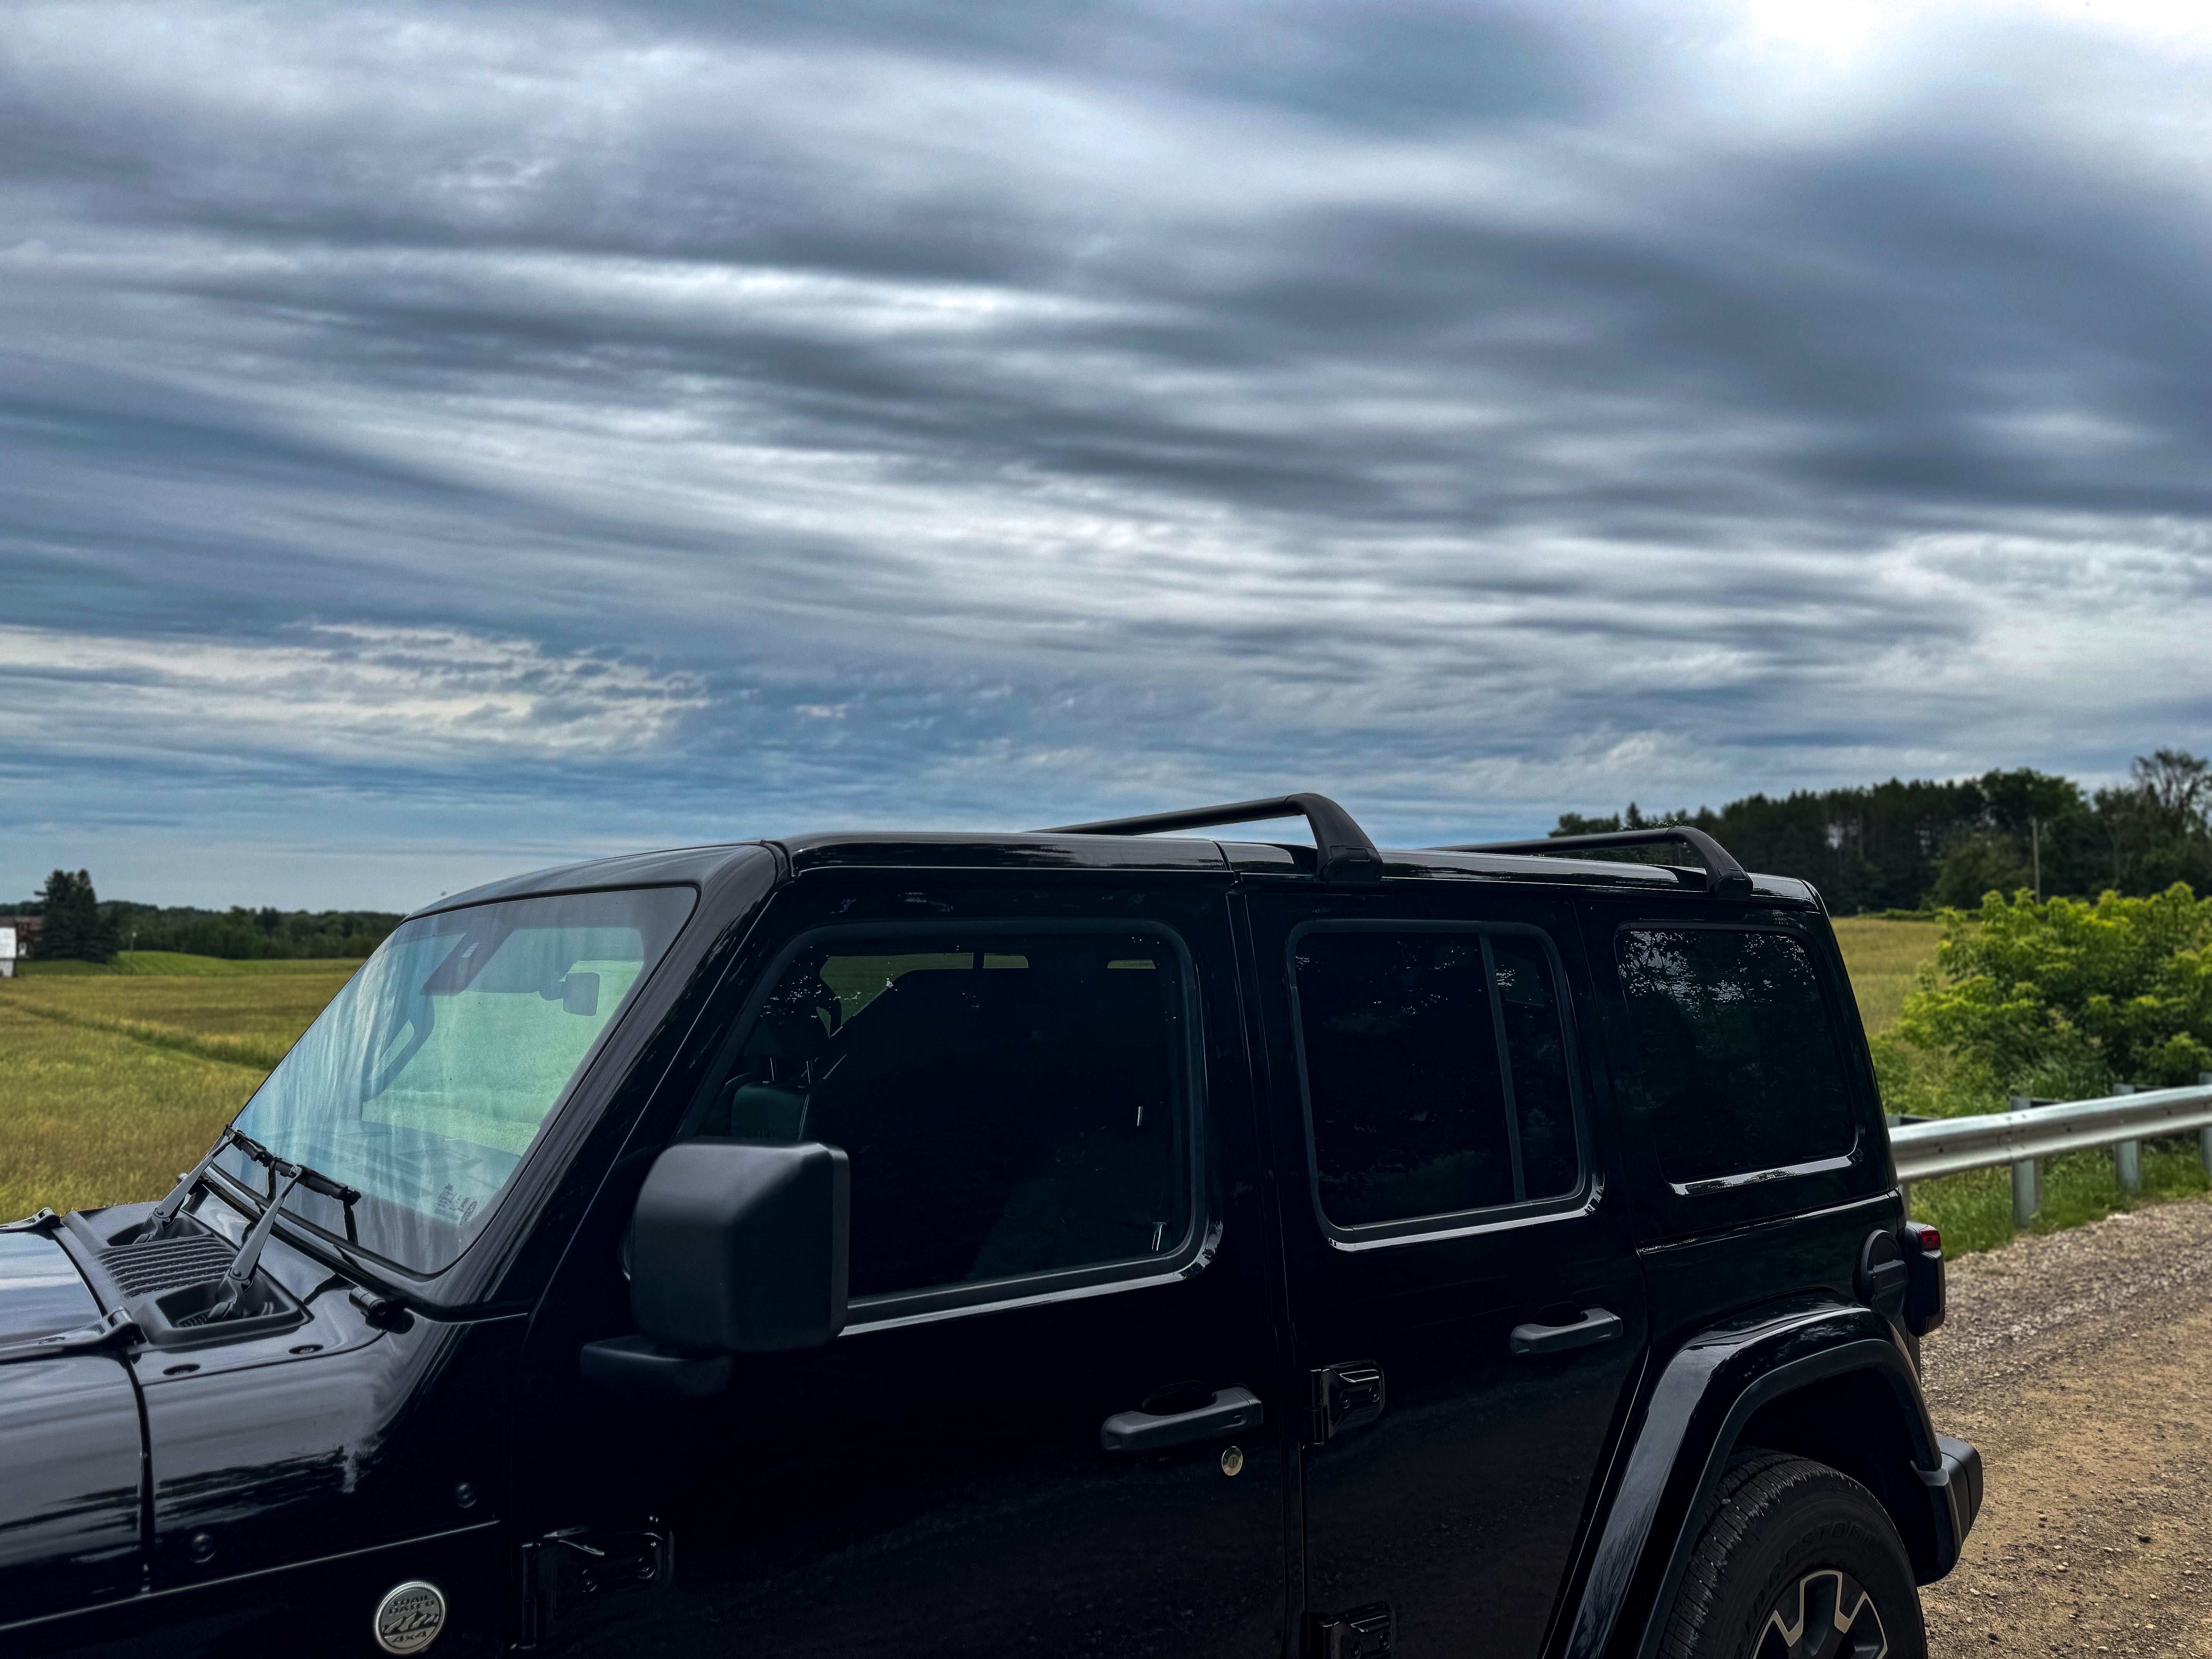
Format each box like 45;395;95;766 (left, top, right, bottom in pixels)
6;0;2211;908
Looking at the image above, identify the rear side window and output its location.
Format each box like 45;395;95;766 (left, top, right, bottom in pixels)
687;928;1192;1304
1614;927;1856;1187
1291;926;1582;1231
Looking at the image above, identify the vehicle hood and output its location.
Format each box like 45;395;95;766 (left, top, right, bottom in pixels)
0;1230;103;1346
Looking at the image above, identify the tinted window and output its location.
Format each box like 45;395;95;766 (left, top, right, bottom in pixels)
689;930;1190;1301
1293;928;1580;1229
1490;931;1579;1200
1614;928;1856;1185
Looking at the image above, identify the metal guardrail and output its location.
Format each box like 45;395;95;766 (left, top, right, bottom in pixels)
1889;1072;2212;1225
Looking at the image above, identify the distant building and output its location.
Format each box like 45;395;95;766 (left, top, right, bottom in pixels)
0;916;42;978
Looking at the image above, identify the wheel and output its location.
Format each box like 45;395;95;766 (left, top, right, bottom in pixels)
1659;1451;1926;1659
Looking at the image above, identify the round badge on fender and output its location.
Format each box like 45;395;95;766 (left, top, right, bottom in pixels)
373;1580;447;1655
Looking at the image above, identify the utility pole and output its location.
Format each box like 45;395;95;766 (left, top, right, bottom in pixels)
2031;817;2042;902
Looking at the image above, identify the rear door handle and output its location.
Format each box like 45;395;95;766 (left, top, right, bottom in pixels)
1101;1386;1264;1454
1509;1306;1623;1358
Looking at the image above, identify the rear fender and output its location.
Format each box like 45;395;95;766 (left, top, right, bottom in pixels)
1556;1294;1975;1659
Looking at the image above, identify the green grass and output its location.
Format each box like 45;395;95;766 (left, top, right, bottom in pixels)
1903;1139;2212;1256
0;1001;271;1220
0;963;356;1218
3;965;358;1071
19;951;350;977
1830;916;1944;1037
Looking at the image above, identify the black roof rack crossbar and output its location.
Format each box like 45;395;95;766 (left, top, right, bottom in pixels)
1440;826;1755;900
1041;793;1383;883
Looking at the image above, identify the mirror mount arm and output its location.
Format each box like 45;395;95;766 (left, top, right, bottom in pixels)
579;1335;734;1400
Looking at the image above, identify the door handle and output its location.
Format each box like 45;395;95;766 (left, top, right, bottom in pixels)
1101;1386;1264;1454
1509;1306;1623;1358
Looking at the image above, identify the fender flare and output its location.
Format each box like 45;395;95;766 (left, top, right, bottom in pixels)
1556;1293;1979;1659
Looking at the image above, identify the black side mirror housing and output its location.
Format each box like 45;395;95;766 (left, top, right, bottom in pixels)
580;1139;850;1397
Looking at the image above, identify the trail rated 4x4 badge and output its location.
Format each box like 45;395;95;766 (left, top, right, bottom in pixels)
373;1580;447;1654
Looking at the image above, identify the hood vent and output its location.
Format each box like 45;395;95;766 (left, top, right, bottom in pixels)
97;1233;239;1300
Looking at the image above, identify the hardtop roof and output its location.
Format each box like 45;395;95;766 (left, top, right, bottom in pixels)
413;829;1817;919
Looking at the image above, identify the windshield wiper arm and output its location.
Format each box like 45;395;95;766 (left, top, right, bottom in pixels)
133;1127;243;1242
134;1126;364;1248
204;1146;365;1322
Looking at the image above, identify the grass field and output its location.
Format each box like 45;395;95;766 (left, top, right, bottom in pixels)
1829;915;1942;1036
0;921;2176;1256
0;955;357;1220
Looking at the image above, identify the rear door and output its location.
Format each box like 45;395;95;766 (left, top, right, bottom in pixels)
527;872;1293;1658
1575;899;1893;1347
1243;881;1646;1659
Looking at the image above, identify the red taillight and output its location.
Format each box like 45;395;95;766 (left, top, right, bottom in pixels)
1911;1223;1941;1252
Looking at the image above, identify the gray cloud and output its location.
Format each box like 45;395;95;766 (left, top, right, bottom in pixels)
3;0;2210;905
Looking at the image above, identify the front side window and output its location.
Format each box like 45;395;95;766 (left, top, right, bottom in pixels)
1614;927;1856;1187
1292;926;1582;1231
687;927;1194;1305
225;886;696;1272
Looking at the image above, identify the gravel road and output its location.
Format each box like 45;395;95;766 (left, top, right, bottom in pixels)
1918;1195;2212;1657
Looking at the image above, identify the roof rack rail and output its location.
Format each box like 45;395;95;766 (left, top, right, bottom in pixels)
1439;826;1755;900
1041;793;1383;883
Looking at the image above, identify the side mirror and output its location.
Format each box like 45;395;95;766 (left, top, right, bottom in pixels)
580;1139;850;1398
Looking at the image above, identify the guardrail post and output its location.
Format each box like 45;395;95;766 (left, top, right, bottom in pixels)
2009;1094;2041;1227
2114;1083;2143;1195
2012;1158;2040;1226
2017;1097;2044;1230
2202;1075;2212;1176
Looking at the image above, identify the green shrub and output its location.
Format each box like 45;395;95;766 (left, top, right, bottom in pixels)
1896;884;2212;1091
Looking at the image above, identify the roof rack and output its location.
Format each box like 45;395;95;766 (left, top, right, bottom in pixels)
1439;826;1755;900
1041;793;1383;883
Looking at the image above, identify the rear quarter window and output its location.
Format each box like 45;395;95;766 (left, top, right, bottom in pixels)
1613;926;1856;1189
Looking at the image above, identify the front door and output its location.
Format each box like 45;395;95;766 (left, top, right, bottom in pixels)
531;874;1290;1658
1243;884;1647;1659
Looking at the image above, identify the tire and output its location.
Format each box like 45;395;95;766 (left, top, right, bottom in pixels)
1658;1451;1926;1659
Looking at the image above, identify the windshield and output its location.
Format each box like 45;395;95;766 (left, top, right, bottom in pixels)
220;884;696;1273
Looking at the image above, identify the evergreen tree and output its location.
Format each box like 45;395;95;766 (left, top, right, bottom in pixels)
36;869;118;962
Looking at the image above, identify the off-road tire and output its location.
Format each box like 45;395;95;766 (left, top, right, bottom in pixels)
1658;1450;1926;1659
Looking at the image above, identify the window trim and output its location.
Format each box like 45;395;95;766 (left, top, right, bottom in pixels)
1608;917;1869;1196
1286;918;1594;1247
682;916;1211;1329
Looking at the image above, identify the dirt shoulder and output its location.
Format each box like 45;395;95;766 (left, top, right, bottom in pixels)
1918;1196;2212;1656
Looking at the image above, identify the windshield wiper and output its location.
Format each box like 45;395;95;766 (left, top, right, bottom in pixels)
132;1128;244;1243
206;1136;365;1323
133;1126;363;1249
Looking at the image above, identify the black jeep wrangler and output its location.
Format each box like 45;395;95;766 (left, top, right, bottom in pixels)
0;795;1975;1659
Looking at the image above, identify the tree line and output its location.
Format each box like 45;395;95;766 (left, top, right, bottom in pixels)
17;870;400;963
1553;749;2212;913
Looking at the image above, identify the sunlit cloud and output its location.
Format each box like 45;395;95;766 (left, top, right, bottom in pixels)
0;624;706;763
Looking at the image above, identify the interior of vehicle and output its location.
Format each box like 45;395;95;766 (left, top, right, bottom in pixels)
686;932;1192;1299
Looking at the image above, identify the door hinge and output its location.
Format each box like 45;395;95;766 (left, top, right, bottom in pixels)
1307;1361;1385;1444
517;1520;673;1648
1311;1601;1394;1659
